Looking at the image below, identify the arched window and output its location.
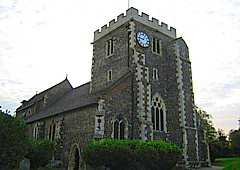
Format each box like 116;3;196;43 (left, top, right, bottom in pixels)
151;94;166;132
151;107;155;129
48;124;52;139
156;108;160;130
113;119;127;139
113;120;119;139
119;121;125;140
49;122;56;141
52;123;56;141
160;109;164;131
33;123;38;139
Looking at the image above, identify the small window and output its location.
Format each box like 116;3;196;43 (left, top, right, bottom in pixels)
152;38;162;55
153;68;158;80
107;70;112;81
106;39;114;56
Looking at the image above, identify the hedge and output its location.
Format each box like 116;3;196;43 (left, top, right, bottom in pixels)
82;139;181;170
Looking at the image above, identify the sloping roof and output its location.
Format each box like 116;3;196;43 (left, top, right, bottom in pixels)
26;82;98;123
17;78;73;111
25;72;132;123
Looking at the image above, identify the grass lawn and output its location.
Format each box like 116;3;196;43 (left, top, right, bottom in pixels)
213;157;240;170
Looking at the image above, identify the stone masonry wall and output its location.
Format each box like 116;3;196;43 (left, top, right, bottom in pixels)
103;75;133;139
62;105;98;169
91;23;130;93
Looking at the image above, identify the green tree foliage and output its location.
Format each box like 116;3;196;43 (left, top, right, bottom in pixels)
210;129;231;162
26;139;55;170
82;139;181;170
229;129;240;155
0;107;28;170
195;106;217;143
195;106;231;162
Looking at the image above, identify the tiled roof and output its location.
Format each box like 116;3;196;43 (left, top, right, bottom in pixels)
26;82;98;123
24;72;132;123
17;78;73;111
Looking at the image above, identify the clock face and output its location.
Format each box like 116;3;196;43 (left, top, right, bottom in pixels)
136;31;150;48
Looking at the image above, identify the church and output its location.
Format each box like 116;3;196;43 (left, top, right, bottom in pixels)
16;7;210;169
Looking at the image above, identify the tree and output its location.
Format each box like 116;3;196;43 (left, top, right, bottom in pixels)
0;106;29;170
195;107;233;159
195;106;217;143
229;129;240;155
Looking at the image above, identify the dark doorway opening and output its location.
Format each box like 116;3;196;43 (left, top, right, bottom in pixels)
73;148;80;170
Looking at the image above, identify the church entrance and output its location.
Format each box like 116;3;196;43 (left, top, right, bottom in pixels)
73;148;80;170
68;145;80;170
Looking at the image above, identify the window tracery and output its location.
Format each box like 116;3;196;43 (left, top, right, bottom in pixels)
113;119;128;139
151;94;166;132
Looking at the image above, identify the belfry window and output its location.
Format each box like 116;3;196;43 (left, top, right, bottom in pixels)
106;39;114;56
152;38;162;55
153;68;158;80
151;95;166;131
107;70;112;81
113;119;127;139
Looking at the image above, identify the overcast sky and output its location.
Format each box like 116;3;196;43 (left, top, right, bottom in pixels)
0;0;239;133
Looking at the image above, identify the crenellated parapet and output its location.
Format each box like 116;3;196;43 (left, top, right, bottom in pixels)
94;7;177;41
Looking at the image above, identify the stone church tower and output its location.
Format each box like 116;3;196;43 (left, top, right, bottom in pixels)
16;7;210;169
90;7;210;167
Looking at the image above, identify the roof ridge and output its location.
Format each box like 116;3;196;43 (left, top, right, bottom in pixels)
27;78;72;101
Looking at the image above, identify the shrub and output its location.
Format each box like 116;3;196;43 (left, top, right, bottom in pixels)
82;139;181;170
135;140;181;170
26;139;55;170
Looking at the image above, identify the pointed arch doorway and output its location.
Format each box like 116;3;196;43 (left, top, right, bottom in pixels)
68;144;81;170
73;148;80;170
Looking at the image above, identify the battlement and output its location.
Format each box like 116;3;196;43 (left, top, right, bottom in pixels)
94;7;176;41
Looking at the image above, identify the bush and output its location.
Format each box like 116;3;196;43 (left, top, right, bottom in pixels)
26;139;55;170
82;139;181;170
0;112;28;170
